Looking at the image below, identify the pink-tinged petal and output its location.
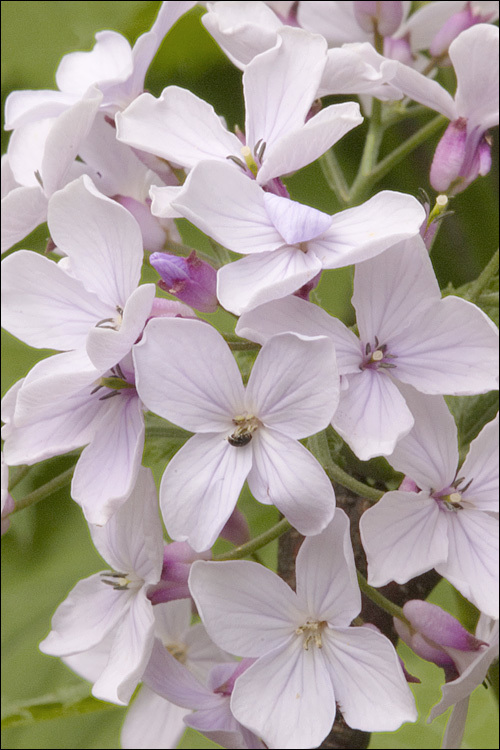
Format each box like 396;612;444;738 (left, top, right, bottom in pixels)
312;191;426;269
246;333;339;437
387;387;458;491
86;283;156;371
389;59;457;119
296;509;360;625
161;433;252;552
352;235;440;343
1;185;47;253
460;414;499;512
360;491;448;586
4;89;78;130
92;588;155;704
247;430;335;536
452;24;499;129
263;193;332;245
217;246;323;316
56;31;132;95
116;87;242;168
401;600;487;653
298;1;370;45
437;509;499;619
149;184;185;219
258;101;362;185
39;573;132;655
332;371;415;460
121;685;188;750
171;161;283;254
133;317;245;431
201;2;282;69
186;705;256;750
244;27;326;153
231;637;336;749
72;392;145;526
236;296;362;374
322;626;417;731
391;296;499;395
189;559;301;657
48;175;144;306
1;249;111;351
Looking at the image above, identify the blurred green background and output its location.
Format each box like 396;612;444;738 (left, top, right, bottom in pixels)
1;2;498;749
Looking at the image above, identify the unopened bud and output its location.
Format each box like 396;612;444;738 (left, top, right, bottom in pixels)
430;5;491;58
430;119;492;195
150;251;218;313
354;1;404;36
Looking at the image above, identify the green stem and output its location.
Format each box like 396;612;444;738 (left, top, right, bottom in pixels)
348;98;385;205
12;467;74;514
464;250;499;304
319;149;351;206
213;518;292;561
7;465;30;491
357;571;410;626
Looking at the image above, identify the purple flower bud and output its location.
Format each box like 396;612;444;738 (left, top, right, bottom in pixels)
293;271;322;301
398;475;420;493
148;541;211;605
354;1;404;36
220;508;251;546
430;119;492;194
150;250;218;313
430;5;492;58
384;34;413;65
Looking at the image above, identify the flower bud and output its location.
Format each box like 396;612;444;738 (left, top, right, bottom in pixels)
384;34;413;65
430;119;492;194
430;5;492;59
354;1;404;36
148;541;211;605
150;250;218;313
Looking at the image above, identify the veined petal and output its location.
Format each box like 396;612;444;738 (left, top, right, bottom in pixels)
1;185;47;253
312;191;426;269
133;317;245;431
332;370;415;460
189;560;301;657
160;433;252;552
116;87;242;167
121;685;188;750
231;637;336;749
322;626;417;731
360;491;448;587
217;246;323;316
246;332;339;437
48;175;144;306
389;59;457;119
39;573;132;656
461;415;499;512
263;193;332;245
452;24;499;129
236;296;362;374
437;509;499;619
247;429;335;536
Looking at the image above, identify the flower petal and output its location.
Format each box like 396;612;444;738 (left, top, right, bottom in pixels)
121;685;188;750
452;24;499;129
263;193;332;245
1;185;47;253
461;414;499;512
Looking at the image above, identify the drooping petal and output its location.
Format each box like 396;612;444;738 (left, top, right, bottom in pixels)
460;414;499;512
189;559;301;657
217;246;323;315
332;370;415;460
121;685;189;750
247;429;335;536
360;491;449;586
246;332;339;438
312;191;426;268
231;637;336;749
388;58;457;119
321;626;417;731
452;24;499;129
55;30;133;95
160;433;252;552
133;317;245;432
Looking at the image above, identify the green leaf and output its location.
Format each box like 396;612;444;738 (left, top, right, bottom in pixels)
445;391;499;457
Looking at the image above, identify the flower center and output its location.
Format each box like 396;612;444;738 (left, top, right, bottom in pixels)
100;570;141;591
165;641;188;664
228;414;261;447
95;305;124;331
295;619;328;650
90;363;136;402
360;337;397;371
226;140;267;178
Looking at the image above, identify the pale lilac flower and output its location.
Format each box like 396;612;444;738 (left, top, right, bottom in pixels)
2;175;155;372
189;510;417;749
1;453;15;536
117;27;363;193
360;387;499;618
133;317;339;551
389;24;499;193
39;468;164;705
236;235;499;459
165;159;425;315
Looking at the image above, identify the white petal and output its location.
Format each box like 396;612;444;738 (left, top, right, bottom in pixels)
4;89;78;130
452;24;499;129
389;59;457;119
48;175;144;306
1;185;47;253
296;509;361;625
437;509;499;618
332;370;415;460
56;30;132;94
217;246;323;316
461;415;499;512
263;193;332;245
322;626;417;731
247;429;335;536
312;191;426;268
121;685;188;750
133;317;245;431
387;386;458;490
149;184;185;219
92;588;155;705
189;559;301;657
231;637;336;749
160;433;252;552
62;630;116;683
360;490;449;586
246;332;339;437
153;600;192;645
236;295;362;373
392;296;499;395
441;698;470;750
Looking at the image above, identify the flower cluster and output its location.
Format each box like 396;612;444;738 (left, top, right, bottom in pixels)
2;3;499;750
